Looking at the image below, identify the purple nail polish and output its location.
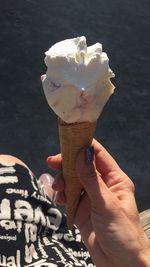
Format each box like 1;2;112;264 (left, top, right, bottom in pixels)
85;146;94;164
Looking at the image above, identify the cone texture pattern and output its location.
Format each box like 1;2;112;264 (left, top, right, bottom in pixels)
58;118;96;229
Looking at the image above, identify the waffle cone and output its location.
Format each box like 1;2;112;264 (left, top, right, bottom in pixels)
58;118;96;229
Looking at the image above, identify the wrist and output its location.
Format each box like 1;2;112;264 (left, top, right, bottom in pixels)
137;239;150;267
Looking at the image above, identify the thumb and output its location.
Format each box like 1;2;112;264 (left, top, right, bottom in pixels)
76;147;118;214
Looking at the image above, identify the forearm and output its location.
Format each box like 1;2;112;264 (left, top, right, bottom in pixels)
124;235;150;267
86;213;150;267
117;228;150;267
137;242;150;267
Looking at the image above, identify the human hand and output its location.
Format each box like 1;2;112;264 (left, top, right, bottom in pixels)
46;139;150;267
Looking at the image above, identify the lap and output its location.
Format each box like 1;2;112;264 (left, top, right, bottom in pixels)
0;157;94;266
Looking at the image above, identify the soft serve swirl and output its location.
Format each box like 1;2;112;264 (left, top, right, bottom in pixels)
41;36;115;123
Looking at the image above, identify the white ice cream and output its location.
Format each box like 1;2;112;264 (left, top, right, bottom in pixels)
41;36;115;123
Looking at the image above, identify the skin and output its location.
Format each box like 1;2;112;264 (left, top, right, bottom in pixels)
46;139;150;267
1;141;149;267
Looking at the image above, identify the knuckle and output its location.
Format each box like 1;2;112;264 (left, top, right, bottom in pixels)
82;167;98;181
129;179;135;193
125;176;135;193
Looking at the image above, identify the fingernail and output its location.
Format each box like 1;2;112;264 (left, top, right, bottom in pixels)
46;156;52;165
85;146;94;164
41;74;46;81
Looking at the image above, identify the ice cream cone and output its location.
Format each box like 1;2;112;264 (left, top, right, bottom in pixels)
58;118;96;229
42;36;115;228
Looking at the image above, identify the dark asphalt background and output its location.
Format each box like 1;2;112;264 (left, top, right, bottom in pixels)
0;0;150;211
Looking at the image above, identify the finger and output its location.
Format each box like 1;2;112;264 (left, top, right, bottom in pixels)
75;193;91;229
46;139;120;174
92;139;121;176
46;154;62;170
52;172;65;191
76;147;119;215
55;191;66;205
41;74;46;81
39;173;66;205
39;173;56;200
92;139;135;192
